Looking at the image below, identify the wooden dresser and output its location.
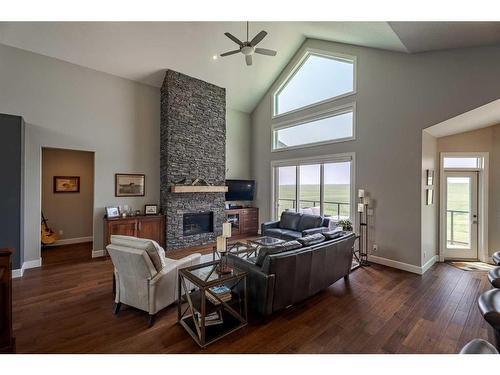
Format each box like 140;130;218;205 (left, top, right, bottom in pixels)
225;207;259;236
103;215;166;248
0;248;15;353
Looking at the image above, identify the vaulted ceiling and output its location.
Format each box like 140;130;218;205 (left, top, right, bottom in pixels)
1;22;499;113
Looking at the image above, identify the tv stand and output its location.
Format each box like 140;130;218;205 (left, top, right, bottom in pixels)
224;207;258;236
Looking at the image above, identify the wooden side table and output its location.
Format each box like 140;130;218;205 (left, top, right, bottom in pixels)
177;260;248;348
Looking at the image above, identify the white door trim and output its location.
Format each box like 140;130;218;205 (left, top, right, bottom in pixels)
439;152;489;262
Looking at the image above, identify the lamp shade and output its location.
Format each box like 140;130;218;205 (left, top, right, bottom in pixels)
358;189;365;198
364;197;371;206
222;222;232;238
216;236;227;253
357;203;365;213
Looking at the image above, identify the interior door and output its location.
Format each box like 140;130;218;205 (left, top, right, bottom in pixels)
443;171;478;260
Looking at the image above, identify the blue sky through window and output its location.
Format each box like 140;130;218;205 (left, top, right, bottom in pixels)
276;54;354;115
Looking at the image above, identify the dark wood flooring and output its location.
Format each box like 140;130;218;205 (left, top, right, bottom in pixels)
12;243;495;353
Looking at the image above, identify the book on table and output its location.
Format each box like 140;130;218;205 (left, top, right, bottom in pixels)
206;285;231;305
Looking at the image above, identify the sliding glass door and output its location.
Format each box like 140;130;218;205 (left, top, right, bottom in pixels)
273;156;353;221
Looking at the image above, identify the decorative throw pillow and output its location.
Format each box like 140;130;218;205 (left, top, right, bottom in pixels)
322;230;346;241
297;233;325;247
255;240;302;267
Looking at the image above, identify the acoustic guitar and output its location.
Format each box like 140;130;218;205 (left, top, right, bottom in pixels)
41;212;59;246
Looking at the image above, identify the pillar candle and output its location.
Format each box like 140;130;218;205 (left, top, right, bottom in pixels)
222;222;232;238
216;236;227;253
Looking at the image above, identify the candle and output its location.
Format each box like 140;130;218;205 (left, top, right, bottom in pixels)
357;203;365;213
222;222;232;238
358;189;365;198
216;236;227;253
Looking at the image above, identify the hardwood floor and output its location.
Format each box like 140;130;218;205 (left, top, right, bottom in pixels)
12;243;495;353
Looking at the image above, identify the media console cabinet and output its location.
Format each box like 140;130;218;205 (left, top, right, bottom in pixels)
224;207;259;236
103;215;166;248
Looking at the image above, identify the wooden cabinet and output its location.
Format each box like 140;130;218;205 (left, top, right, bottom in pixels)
0;248;15;353
225;208;259;236
104;215;165;248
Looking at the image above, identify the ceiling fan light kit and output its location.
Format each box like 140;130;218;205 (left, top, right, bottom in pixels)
220;21;277;66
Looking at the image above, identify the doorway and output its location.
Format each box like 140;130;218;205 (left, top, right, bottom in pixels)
41;147;95;266
443;171;478;260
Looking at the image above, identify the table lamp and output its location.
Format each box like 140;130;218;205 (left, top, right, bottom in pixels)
216;235;231;274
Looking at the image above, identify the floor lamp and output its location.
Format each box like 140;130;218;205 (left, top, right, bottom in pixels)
357;190;370;266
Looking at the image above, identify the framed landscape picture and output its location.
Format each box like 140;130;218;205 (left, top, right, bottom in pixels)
115;173;145;197
54;176;80;193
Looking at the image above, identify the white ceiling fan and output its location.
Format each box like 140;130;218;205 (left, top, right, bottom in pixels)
220;21;277;66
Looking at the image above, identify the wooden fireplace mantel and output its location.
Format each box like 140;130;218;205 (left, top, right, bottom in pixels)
170;185;228;193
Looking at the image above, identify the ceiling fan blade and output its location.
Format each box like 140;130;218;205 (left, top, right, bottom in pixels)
220;49;240;57
255;48;277;56
245;55;253;66
250;30;267;46
224;32;244;47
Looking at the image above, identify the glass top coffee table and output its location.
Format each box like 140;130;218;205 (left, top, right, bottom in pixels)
247;236;285;247
177;260;248;348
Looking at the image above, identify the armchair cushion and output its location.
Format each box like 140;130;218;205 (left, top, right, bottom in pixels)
302;227;329;236
322;230;348;240
111;235;166;272
297;214;323;232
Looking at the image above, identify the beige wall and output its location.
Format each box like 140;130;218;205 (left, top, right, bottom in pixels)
421;131;439;265
251;38;500;268
437;124;500;257
42;148;94;240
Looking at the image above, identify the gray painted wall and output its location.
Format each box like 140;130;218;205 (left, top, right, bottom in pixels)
0;43;252;266
0;114;24;269
251;38;500;267
226;109;252;179
421;131;439;266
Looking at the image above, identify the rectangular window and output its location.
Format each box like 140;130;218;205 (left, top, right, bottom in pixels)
443;157;482;169
273;156;353;221
272;106;354;151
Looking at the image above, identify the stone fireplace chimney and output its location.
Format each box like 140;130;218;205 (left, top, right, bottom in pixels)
160;70;226;250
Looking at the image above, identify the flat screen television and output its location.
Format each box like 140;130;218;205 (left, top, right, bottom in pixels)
225;179;255;201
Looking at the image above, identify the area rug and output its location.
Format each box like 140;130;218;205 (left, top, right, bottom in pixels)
447;261;495;272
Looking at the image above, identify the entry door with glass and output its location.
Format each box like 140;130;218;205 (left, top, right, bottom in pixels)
443;171;478;260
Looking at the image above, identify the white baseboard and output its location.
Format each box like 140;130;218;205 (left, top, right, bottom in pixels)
92;249;106;258
368;254;438;275
47;236;93;247
12;258;42;278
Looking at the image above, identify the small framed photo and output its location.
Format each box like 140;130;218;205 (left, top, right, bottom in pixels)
426;189;434;205
144;204;158;215
106;206;120;218
54;176;80;193
426;169;434;186
115;173;145;197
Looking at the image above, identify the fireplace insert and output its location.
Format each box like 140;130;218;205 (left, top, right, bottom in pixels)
183;212;214;236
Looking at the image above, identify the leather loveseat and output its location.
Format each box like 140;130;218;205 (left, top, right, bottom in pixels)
261;211;332;241
228;231;356;317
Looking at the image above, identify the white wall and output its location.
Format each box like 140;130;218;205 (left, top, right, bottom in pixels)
0;43;253;265
226;109;251;179
421;131;438;266
251;38;500;268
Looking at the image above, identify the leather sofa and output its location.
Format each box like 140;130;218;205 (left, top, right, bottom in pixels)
261;211;332;241
228;231;356;317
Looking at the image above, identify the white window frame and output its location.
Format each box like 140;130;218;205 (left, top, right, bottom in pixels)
439;152;489;263
270;152;356;227
272;47;357;119
271;102;356;152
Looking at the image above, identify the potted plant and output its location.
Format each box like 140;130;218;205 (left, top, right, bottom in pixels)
337;219;353;232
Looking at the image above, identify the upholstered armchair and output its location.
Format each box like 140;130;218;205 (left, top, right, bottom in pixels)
106;235;201;326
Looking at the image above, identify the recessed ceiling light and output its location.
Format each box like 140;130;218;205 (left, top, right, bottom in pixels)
212;55;218;60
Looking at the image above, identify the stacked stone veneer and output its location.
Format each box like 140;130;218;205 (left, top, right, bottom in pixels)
160;70;226;250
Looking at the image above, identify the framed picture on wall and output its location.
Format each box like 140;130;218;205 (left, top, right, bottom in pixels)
53;176;80;193
426;169;434;186
115;173;145;197
426;188;434;205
